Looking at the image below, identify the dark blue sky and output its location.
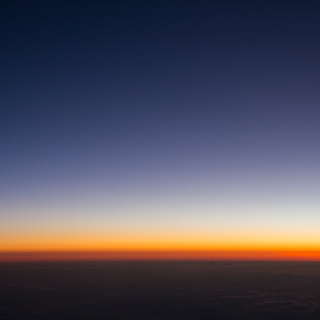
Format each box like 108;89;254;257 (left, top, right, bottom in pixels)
1;1;320;250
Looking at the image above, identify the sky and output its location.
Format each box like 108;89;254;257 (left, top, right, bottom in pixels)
1;0;320;260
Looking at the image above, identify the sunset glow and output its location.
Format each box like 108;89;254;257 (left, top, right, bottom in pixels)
3;2;320;320
2;0;320;264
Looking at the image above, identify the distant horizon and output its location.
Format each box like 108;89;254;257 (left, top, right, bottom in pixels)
2;249;320;262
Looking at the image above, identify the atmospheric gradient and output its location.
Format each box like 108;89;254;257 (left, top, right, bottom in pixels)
1;1;320;261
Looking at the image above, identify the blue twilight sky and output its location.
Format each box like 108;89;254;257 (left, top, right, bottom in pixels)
1;1;320;249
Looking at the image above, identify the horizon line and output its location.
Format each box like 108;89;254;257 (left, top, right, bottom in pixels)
1;249;320;262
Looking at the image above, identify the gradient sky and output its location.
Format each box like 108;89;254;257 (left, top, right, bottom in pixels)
1;1;320;259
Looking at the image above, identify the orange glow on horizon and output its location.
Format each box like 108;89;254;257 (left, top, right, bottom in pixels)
2;230;320;261
1;250;320;262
